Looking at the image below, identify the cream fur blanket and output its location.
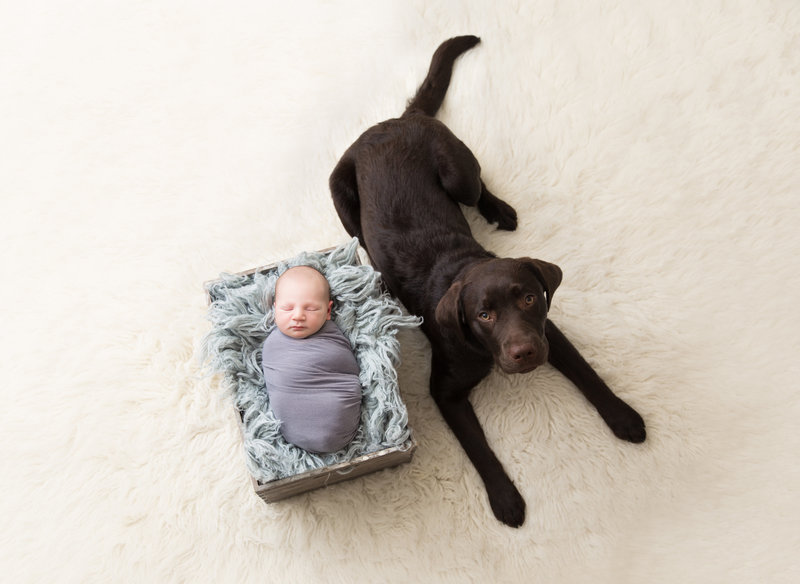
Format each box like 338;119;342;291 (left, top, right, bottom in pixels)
2;1;798;582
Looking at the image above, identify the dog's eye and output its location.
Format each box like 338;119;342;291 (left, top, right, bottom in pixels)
524;294;536;305
478;311;491;321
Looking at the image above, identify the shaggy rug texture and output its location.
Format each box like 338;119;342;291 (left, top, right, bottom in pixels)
2;1;798;582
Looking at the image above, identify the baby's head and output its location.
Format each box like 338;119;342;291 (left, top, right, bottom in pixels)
273;266;333;339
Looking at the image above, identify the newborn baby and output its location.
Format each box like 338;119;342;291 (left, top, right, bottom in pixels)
261;265;362;453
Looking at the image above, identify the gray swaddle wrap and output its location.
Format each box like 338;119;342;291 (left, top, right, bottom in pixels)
261;320;362;453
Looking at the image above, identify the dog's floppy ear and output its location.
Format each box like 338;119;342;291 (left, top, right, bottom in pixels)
435;280;465;339
520;258;562;309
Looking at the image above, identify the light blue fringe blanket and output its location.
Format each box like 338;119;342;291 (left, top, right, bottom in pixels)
202;238;422;483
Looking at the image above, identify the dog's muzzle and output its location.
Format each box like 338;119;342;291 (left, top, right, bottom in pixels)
498;338;548;374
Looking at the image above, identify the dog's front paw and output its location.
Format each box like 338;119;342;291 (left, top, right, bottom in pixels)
605;400;647;443
486;478;526;528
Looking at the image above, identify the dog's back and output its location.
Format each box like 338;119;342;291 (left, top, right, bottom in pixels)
330;36;489;317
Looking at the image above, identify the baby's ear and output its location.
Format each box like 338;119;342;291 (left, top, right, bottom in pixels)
326;300;333;320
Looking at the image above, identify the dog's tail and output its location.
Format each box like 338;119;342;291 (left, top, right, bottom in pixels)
404;35;480;117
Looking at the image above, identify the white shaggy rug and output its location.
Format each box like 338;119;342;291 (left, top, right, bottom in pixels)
2;1;799;582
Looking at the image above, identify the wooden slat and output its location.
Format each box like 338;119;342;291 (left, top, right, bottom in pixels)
251;440;418;503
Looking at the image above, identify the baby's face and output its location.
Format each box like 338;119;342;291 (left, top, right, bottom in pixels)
273;267;333;339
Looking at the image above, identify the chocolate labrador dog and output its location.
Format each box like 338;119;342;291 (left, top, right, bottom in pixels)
330;36;646;527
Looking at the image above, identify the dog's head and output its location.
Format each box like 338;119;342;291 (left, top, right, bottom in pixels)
435;257;562;374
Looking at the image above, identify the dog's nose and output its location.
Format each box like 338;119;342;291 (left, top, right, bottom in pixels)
509;343;535;362
500;340;546;374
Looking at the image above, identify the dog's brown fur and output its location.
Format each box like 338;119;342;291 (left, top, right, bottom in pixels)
330;36;645;527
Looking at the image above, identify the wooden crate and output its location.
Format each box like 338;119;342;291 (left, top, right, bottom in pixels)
233;408;417;503
205;250;417;502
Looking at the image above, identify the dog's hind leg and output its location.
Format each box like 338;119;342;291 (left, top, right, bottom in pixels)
432;130;518;231
477;181;517;231
432;129;483;208
329;155;364;247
